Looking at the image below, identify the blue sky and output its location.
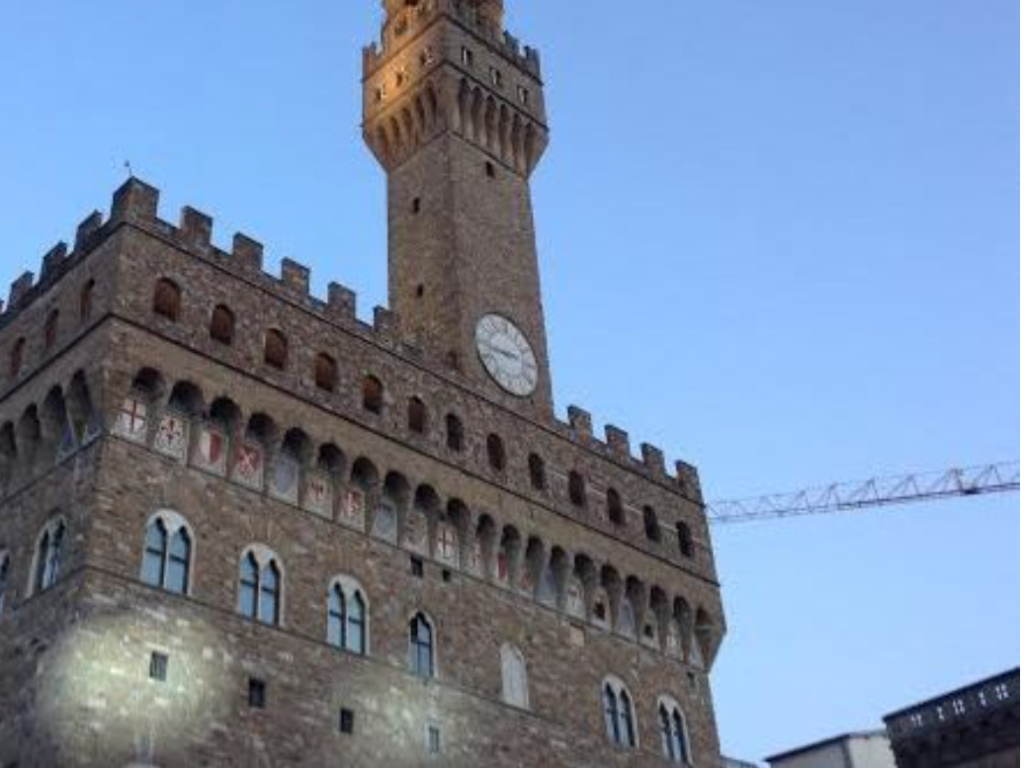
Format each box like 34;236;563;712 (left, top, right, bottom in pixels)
0;0;1018;761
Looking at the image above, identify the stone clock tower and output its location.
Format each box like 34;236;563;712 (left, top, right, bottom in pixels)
363;0;553;413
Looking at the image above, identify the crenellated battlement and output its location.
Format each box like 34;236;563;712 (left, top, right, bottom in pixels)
0;207;107;318
1;178;702;503
364;0;542;79
558;403;702;500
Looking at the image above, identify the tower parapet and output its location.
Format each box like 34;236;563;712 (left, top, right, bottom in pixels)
363;0;547;176
366;0;541;79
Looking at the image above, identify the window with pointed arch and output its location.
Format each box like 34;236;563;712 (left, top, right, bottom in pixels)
658;697;691;764
0;551;9;621
239;548;283;626
33;517;67;594
141;512;193;595
602;677;637;749
409;612;435;679
327;577;368;656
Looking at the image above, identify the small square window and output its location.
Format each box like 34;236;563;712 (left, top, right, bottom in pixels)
410;556;425;578
149;652;169;682
441;569;452;583
485;161;496;178
339;708;356;735
426;724;442;755
248;678;267;709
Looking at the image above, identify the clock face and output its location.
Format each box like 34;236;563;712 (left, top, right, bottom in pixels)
475;314;539;397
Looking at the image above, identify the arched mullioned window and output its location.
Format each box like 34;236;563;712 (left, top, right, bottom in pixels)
210;304;235;345
658;697;690;764
79;279;95;323
644;506;662;543
264;329;288;370
314;353;338;392
152;278;182;321
141;513;193;595
486;433;506;472
327;577;368;656
0;551;10;620
33;517;67;594
528;453;546;491
238;548;283;626
407;397;428;435
602;677;637;749
44;310;59;351
445;414;464;452
409;612;435;679
9;338;25;380
362;375;384;414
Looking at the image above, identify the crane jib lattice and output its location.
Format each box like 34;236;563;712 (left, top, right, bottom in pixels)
707;461;1021;525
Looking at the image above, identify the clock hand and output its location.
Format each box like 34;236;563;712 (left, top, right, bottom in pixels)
486;344;518;361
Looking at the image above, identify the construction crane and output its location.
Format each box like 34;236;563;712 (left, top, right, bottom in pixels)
707;461;1020;526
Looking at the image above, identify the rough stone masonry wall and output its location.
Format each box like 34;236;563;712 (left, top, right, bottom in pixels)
4;569;717;768
0;181;727;766
20;433;720;767
96;188;716;581
0;404;723;767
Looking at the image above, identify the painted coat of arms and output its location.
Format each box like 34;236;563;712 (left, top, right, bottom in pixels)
154;411;190;462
